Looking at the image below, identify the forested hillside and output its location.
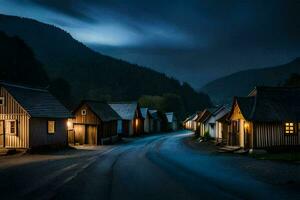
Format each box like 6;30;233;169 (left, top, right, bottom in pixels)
0;14;212;118
201;58;300;104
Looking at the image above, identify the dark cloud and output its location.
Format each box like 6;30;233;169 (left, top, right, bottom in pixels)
0;0;299;87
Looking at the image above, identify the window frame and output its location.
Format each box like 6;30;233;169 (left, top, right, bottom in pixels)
6;120;17;135
284;122;296;135
81;109;87;116
48;120;56;134
0;97;4;106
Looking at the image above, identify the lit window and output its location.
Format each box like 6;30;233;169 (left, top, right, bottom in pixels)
81;109;87;116
285;123;294;134
6;120;17;135
0;97;4;106
48;121;55;134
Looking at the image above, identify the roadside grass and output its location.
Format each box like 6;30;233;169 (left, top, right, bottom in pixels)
249;152;300;162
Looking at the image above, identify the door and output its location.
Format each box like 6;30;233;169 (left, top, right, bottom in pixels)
0;121;4;147
231;121;239;146
74;125;85;145
86;125;97;145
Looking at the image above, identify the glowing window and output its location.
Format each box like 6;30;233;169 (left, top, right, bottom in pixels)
285;123;294;134
48;121;55;134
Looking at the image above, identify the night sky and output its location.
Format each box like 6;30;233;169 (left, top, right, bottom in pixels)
0;0;299;88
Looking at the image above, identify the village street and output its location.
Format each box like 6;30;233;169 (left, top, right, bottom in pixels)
0;130;299;200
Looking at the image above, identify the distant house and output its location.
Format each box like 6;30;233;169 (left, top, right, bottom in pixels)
109;102;144;136
69;100;121;145
165;112;177;131
228;86;300;149
149;110;162;133
0;82;72;149
196;109;212;136
205;106;230;139
141;108;152;133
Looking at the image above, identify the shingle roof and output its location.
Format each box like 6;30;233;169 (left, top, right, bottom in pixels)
235;97;255;120
109;102;138;120
234;87;300;122
1;82;72;118
81;100;121;122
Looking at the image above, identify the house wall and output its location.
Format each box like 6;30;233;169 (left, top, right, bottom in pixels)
29;118;67;148
73;104;101;125
144;115;150;133
254;123;300;148
0;87;30;148
229;103;253;148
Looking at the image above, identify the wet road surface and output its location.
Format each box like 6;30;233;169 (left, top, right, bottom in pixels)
0;130;299;200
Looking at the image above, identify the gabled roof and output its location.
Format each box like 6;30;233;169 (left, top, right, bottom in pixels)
109;102;138;120
232;86;300;122
1;82;72;118
165;112;176;123
149;110;161;120
140;108;149;119
77;100;121;122
196;107;218;123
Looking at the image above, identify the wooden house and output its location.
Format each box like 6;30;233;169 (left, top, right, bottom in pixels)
205;106;230;139
141;108;152;133
196;109;214;136
215;113;230;144
109;102;144;136
68;100;121;145
0;82;72;149
228;86;300;150
149;110;162;133
165;112;177;131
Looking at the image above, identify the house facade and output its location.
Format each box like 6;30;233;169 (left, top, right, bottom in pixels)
165;112;177;131
206;106;230;139
109;102;144;136
141;108;152;133
228;87;300;149
68;100;121;145
0;82;72;149
149;110;162;133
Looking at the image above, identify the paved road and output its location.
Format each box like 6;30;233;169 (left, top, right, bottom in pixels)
0;131;299;200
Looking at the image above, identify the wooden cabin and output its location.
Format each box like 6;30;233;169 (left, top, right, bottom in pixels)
215;113;230;144
68;100;121;145
109;102;144;136
165;112;177;131
228;86;300;150
141;108;152;133
205;106;230;139
149;110;162;133
0;82;72;149
196;108;214;137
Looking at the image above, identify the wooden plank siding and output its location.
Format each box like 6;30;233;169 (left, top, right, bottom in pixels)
254;123;300;148
29;118;67;147
0;87;30;148
71;103;118;145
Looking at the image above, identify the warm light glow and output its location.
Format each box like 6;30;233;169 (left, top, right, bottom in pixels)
67;120;73;130
285;122;294;134
244;122;249;130
135;119;139;127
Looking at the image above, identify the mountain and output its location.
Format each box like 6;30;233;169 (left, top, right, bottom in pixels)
0;31;49;86
0;14;212;116
201;58;300;104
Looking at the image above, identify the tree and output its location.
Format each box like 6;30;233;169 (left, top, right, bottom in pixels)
49;78;72;108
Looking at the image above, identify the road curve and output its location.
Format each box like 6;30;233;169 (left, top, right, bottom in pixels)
0;131;298;200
